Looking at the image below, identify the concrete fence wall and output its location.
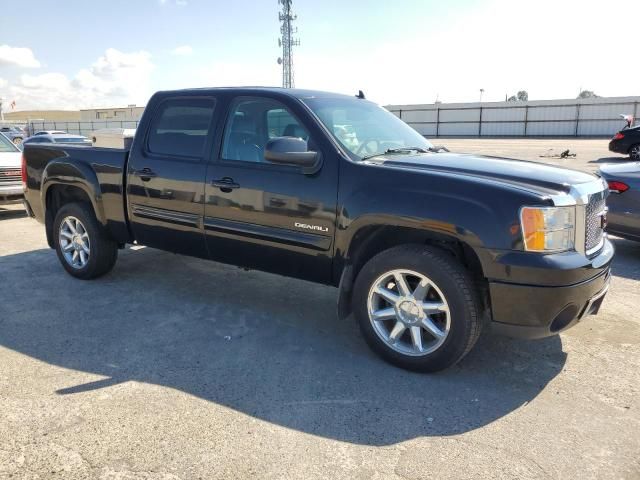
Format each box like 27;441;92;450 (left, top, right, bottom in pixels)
386;96;640;137
27;120;140;137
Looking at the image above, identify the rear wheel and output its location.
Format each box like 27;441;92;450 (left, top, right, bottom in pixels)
53;202;118;279
629;144;640;160
353;245;482;372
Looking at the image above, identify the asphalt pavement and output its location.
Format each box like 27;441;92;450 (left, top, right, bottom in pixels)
0;139;639;479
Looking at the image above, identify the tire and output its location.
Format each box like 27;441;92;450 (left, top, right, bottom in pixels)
53;202;118;279
352;245;482;372
629;144;640;161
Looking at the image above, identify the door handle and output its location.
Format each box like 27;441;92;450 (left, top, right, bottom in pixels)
133;167;157;181
211;177;240;192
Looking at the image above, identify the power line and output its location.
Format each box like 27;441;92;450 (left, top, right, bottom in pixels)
277;0;299;88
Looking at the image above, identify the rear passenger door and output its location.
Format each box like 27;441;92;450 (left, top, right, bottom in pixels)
127;96;217;258
203;95;338;283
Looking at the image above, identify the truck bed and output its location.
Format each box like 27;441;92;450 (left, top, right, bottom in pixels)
22;143;131;245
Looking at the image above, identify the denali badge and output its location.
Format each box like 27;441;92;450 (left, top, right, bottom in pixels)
295;222;329;233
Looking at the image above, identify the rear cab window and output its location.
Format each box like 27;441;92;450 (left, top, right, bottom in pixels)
147;98;216;159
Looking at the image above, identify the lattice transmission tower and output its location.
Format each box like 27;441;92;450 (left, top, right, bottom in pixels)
277;0;300;88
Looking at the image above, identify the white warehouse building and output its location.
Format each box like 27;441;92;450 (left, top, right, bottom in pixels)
79;105;145;122
386;96;640;137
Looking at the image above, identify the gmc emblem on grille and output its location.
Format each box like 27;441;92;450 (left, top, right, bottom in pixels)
600;212;607;229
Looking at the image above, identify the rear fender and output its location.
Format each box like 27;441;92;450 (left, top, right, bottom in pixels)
41;159;106;226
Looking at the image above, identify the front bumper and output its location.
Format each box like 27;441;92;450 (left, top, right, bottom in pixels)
0;183;24;204
488;238;614;339
608;139;628;155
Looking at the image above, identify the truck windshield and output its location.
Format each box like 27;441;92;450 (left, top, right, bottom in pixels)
302;97;433;160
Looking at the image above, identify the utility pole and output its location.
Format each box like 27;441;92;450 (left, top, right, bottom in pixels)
277;0;299;88
0;98;4;122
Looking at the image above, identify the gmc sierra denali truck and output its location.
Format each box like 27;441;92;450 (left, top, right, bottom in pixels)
22;87;613;372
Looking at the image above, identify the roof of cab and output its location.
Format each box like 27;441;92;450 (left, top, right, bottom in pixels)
152;86;359;100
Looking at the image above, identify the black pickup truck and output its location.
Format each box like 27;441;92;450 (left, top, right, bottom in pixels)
22;87;613;372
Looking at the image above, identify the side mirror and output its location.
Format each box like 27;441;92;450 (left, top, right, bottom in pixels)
264;137;321;174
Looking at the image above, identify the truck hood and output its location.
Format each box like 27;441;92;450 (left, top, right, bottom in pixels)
0;151;22;168
366;152;598;195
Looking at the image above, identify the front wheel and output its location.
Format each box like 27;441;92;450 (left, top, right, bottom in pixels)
630;144;640;161
352;245;483;372
53;202;118;279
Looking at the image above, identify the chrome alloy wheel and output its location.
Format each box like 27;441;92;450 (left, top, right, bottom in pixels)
367;269;451;356
631;145;640;160
59;216;91;269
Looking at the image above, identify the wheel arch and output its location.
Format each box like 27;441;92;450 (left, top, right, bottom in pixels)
336;223;489;320
43;180;104;249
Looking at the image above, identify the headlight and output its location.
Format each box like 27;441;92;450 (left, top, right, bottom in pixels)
520;206;575;252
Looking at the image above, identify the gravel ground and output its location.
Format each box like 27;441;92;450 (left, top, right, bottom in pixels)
0;139;639;479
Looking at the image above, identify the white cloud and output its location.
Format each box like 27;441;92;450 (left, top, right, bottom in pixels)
159;0;187;5
0;45;41;68
295;0;640;105
0;78;7;88
171;45;193;56
6;48;154;110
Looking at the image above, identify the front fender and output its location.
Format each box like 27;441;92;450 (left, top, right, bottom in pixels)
338;186;523;255
332;164;550;287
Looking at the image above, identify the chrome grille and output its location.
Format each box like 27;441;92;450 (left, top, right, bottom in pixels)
0;167;21;184
585;190;606;253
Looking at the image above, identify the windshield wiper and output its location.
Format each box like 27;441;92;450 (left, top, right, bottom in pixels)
361;146;438;161
385;147;430;154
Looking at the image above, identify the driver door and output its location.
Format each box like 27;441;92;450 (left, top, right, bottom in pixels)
203;95;338;283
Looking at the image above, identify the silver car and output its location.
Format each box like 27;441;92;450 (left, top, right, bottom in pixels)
0;125;25;146
599;162;640;242
22;132;91;145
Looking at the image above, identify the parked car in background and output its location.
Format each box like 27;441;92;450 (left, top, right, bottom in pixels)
609;125;640;160
34;130;68;136
23;133;91;146
599;162;640;242
0;132;24;205
22;87;613;372
0;125;26;146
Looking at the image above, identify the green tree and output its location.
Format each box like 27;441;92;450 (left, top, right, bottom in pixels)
577;90;599;99
507;90;528;102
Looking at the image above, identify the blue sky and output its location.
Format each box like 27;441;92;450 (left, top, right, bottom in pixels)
1;0;638;111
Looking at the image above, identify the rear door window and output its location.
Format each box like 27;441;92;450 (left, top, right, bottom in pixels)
147;98;215;159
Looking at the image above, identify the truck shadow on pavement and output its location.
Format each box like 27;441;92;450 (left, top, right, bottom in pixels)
610;237;640;281
0;207;27;220
0;246;567;446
